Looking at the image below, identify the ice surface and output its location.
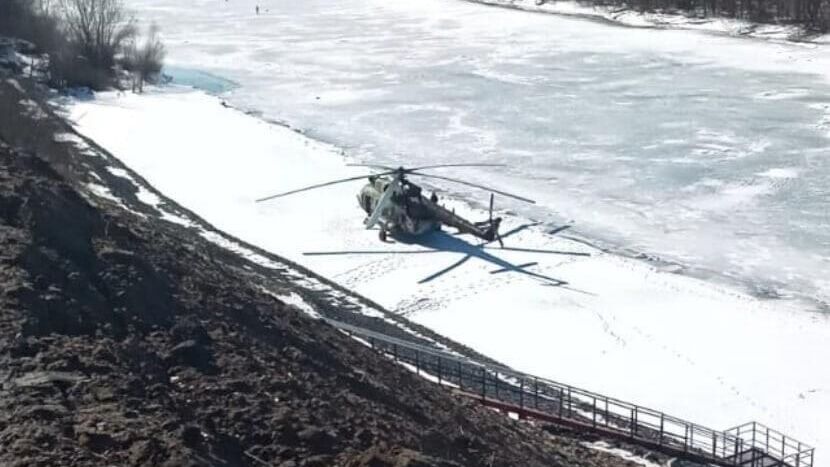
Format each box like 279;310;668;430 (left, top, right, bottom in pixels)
162;66;237;94
66;90;830;458
127;0;830;311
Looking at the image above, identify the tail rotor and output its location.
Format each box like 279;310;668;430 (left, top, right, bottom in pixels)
489;193;504;247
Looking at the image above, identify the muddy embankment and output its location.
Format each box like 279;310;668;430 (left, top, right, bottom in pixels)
0;73;662;467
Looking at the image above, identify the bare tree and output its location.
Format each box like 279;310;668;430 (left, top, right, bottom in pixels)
33;0;57;16
124;24;166;93
59;0;136;72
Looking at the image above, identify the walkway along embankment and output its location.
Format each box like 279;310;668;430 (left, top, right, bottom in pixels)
329;319;815;467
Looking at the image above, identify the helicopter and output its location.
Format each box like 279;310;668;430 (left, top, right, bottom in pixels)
255;163;536;245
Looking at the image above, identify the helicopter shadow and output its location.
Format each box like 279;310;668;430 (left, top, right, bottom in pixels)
304;223;589;287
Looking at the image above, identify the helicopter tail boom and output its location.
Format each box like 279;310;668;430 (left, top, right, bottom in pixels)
426;194;502;244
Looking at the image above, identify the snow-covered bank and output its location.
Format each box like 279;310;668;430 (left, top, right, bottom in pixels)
64;88;829;459
465;0;830;43
128;0;830;312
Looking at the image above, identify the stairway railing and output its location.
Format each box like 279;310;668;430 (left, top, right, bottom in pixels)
725;422;815;467
328;319;814;467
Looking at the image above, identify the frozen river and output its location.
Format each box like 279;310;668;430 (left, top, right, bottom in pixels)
59;0;830;455
131;0;830;310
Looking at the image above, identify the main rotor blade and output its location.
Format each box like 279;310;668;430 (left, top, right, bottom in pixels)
407;163;507;171
255;171;394;203
346;163;397;171
411;173;536;204
347;163;506;172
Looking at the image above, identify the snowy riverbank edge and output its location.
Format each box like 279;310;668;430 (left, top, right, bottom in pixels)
462;0;830;43
63;87;829;458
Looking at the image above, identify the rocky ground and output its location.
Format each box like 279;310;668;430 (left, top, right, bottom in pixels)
0;72;662;466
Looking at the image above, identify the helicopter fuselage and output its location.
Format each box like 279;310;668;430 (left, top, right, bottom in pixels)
256;163;526;244
357;176;439;237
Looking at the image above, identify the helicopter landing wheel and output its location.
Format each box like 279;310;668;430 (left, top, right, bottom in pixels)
379;228;387;242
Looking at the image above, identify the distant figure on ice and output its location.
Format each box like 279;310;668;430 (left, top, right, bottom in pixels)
255;5;260;14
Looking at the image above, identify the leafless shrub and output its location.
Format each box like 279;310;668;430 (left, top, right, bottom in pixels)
122;24;166;93
2;0;150;89
0;0;60;50
59;0;136;71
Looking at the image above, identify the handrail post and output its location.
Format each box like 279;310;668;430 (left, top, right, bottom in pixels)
481;367;486;400
533;378;538;410
712;432;717;458
604;399;609;427
567;387;572;418
592;397;597;427
797;442;802;467
519;378;525;410
393;343;398;362
437;356;442;385
684;424;689;452
415;350;420;375
457;361;462;388
690;424;694;450
659;413;664;446
632;407;638;438
752;421;756;448
558;387;564;416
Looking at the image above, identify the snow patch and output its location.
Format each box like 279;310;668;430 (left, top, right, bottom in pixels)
54;132;101;158
758;168;800;179
19;98;47;120
260;287;321;319
5;78;24;93
107;166;165;207
582;441;663;467
107;167;132;179
160;211;195;227
84;182;142;217
85;183;122;203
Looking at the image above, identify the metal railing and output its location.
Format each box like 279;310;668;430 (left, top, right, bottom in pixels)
331;319;815;467
724;422;815;467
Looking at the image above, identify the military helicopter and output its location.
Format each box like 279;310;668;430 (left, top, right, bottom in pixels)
255;163;535;245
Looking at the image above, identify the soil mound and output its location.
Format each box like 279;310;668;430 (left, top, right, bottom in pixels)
0;77;643;467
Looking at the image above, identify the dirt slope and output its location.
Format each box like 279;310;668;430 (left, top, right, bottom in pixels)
0;76;650;467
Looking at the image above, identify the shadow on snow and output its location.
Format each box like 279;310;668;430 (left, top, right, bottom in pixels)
304;223;589;288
